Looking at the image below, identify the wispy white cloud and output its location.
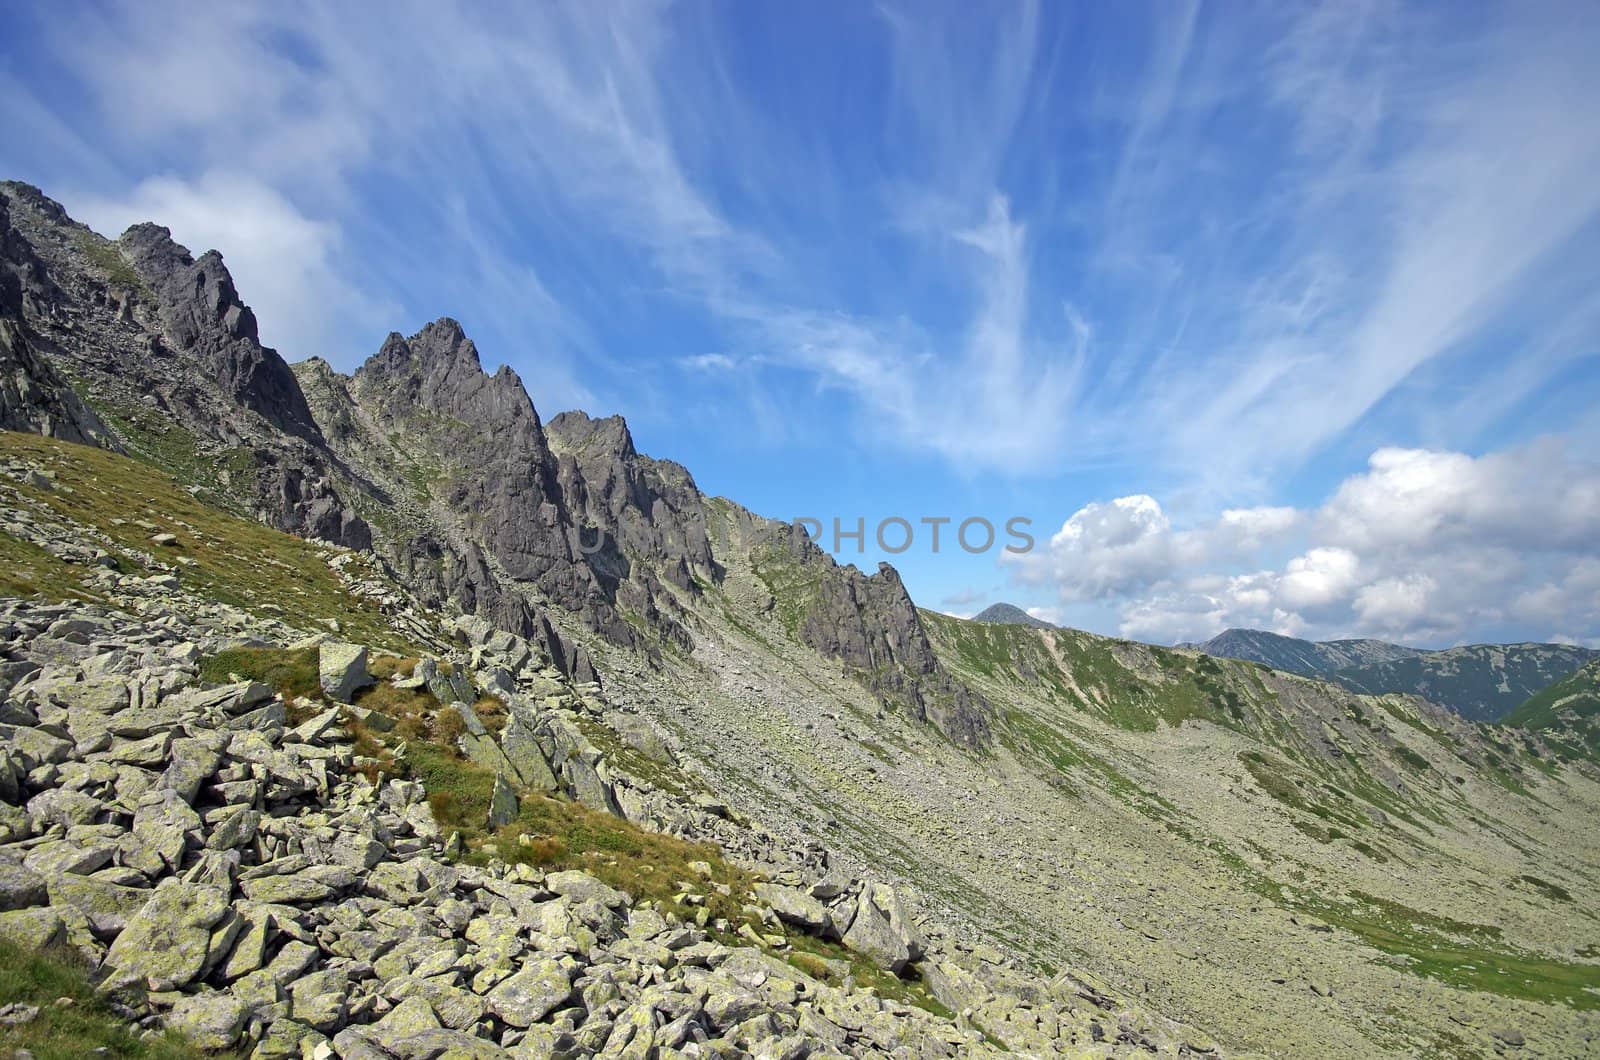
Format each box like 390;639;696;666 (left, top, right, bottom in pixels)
3;1;1596;490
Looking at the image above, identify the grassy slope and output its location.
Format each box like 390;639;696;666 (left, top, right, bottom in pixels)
0;431;402;647
1505;661;1600;729
1502;661;1600;763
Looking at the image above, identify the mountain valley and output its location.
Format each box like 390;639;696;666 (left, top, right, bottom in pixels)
1;181;1598;1060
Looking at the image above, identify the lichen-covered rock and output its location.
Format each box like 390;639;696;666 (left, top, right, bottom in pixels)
487;772;519;828
0;859;47;910
165;992;249;1050
485;958;574;1027
318;641;373;703
755;883;830;932
841;883;923;974
499;712;558;791
545;870;629;908
102;879;232;990
0;906;66;950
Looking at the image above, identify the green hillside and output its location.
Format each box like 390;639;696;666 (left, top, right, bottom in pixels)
1503;659;1600;761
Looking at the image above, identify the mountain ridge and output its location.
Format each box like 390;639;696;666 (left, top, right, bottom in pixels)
1185;626;1597;721
0;180;990;747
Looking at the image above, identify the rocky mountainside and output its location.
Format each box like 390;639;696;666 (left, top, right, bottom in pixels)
0;432;1206;1057
1186;627;1596;721
0;181;985;748
2;178;1599;1058
971;603;1054;629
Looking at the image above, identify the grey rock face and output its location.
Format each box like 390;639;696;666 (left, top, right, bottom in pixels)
548;408;720;602
797;560;990;747
0;192;119;447
116;221;320;441
345;321;660;652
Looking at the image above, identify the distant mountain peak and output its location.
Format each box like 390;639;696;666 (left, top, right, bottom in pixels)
973;602;1055;628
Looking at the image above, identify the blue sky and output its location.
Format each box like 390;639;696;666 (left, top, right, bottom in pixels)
3;1;1599;647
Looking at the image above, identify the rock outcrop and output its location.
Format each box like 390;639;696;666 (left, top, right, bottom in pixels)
0;181;371;552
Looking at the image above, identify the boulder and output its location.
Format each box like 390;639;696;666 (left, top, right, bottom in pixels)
841;883;923;974
545;870;629;908
102;880;232;990
367;995;441;1051
0;906;67;950
239;864;356;904
485;958;574;1027
165;991;249;1050
0;724;73;770
392;656;437;691
487;772;519;829
603;711;675;763
755;883;830;933
318;642;373;703
0;860;48;910
499;713;558;790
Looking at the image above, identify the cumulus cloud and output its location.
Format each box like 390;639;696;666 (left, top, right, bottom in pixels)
1005;495;1304;603
1017;438;1600;646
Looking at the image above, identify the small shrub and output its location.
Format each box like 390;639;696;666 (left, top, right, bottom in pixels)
434;708;466;745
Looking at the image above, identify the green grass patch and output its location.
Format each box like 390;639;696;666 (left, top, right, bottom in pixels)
199;645;322;702
1394;745;1432;772
1517;875;1573;903
0;532;111;602
0;936;228;1059
74;230;149;297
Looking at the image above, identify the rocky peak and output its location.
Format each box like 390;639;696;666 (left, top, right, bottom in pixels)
548;409;638;460
0;180;71;226
356;319;542;434
119;225;259;345
113;221;320;442
798;560;991;747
